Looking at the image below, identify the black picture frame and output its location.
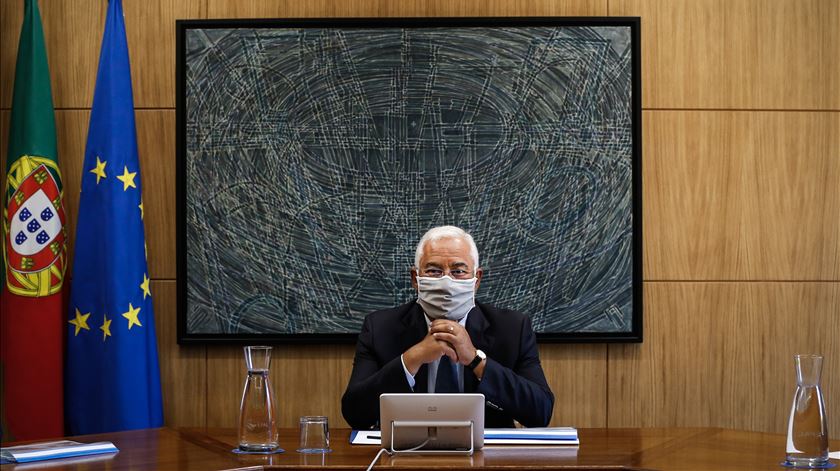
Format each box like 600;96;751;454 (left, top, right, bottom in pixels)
176;17;643;344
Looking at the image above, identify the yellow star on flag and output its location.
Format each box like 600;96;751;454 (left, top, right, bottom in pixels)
139;200;144;219
100;314;112;341
122;303;142;330
90;156;107;184
140;274;151;299
69;308;91;336
116;166;137;191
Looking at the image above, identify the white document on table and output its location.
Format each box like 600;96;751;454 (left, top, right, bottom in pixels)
351;427;579;446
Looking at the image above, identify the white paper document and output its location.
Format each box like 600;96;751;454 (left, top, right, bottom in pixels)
350;430;383;445
0;440;118;464
484;427;579;445
351;427;578;446
829;450;839;460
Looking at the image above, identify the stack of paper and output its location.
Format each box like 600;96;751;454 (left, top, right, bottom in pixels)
350;427;578;446
484;427;579;445
0;440;118;464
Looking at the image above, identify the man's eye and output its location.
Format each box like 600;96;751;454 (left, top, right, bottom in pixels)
425;269;443;277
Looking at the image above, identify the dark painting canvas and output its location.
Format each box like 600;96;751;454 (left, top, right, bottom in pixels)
177;18;642;342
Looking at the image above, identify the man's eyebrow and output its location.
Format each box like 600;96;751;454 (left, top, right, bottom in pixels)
449;262;469;268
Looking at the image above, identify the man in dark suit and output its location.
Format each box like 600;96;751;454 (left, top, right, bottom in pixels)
341;226;554;429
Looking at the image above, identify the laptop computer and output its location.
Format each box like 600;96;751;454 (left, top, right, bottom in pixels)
379;393;485;454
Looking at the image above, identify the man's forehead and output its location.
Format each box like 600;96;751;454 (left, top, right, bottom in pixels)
422;238;470;254
420;238;473;266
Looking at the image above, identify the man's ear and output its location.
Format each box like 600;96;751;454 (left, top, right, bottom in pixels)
410;267;418;290
475;267;483;291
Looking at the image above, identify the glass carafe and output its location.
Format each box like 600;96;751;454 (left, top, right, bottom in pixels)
238;346;280;452
785;354;829;468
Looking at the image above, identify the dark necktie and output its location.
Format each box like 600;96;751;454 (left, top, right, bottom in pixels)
435;355;459;393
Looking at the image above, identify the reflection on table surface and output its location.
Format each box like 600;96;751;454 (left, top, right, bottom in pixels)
1;427;838;470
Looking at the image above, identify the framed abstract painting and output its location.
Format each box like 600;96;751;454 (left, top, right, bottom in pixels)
176;17;642;343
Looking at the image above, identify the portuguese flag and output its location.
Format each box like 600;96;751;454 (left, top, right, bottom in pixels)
1;0;66;441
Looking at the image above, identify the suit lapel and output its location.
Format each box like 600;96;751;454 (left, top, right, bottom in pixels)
464;304;493;393
402;302;430;392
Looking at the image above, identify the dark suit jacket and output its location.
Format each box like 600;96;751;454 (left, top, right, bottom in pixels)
341;301;555;429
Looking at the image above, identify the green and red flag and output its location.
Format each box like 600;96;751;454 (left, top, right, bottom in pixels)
1;0;66;441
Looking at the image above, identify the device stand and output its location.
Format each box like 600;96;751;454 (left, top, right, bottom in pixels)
388;420;475;455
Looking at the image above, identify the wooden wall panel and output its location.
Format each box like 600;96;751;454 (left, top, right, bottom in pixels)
643;110;840;281
124;0;204;108
136;110;177;279
611;0;840;110
206;344;356;429
539;345;607;427
0;0;203;109
609;282;840;434
0;1;103;109
205;347;242;428
205;0;607;18
153;280;206;427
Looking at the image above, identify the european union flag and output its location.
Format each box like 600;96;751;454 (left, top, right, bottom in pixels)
66;0;163;434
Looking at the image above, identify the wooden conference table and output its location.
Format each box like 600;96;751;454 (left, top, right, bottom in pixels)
1;427;838;470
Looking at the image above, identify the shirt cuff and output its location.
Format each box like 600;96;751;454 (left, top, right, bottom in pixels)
400;354;416;389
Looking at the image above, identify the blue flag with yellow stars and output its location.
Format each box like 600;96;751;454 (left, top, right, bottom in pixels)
66;0;163;434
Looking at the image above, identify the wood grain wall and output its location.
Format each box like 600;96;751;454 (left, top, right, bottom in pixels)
1;0;837;436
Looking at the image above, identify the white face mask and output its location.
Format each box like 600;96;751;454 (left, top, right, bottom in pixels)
416;275;477;321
